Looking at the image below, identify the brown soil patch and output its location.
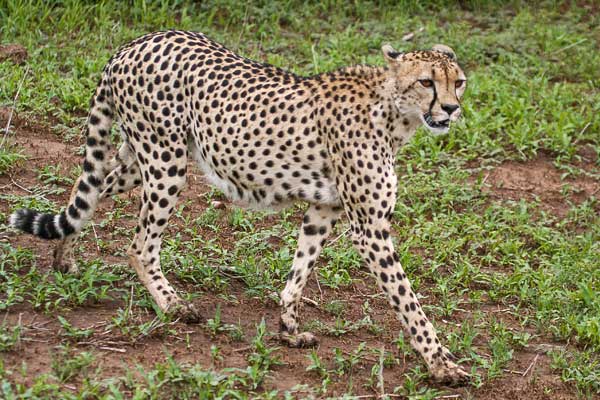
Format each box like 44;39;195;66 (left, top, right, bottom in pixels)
481;152;599;218
0;44;28;64
0;112;585;399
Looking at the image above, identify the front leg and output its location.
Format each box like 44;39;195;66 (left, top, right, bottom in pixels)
279;204;341;347
330;144;469;383
349;221;469;383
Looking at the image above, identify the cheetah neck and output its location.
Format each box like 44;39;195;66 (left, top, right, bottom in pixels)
348;67;421;151
312;65;420;154
332;64;387;79
377;71;422;150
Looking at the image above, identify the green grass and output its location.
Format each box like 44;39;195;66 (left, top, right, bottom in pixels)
0;0;599;398
0;320;21;352
0;146;26;174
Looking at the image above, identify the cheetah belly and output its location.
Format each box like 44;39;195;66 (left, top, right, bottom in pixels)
189;142;244;203
189;141;339;210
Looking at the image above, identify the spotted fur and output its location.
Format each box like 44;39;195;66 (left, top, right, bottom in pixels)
10;31;468;382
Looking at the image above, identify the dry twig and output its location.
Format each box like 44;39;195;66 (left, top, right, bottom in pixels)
99;346;126;353
378;345;385;397
522;353;540;377
232;345;253;353
1;65;29;148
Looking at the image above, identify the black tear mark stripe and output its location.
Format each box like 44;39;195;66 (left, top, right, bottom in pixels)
429;68;438;114
454;67;462;106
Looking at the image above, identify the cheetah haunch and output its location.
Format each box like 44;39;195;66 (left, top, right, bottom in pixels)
10;31;468;383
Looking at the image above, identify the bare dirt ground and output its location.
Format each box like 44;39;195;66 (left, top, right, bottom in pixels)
1;111;597;399
481;151;599;219
0;44;28;65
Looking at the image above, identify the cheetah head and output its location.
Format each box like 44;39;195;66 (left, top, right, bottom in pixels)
382;44;467;135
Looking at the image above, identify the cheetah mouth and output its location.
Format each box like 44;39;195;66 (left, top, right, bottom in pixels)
422;113;450;131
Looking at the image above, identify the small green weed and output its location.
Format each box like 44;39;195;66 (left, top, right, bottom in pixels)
51;345;95;383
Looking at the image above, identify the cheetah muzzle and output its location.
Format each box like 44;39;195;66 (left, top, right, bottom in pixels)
9;30;469;384
423;111;450;130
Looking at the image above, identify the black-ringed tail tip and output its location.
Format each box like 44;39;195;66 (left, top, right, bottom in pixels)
9;209;74;240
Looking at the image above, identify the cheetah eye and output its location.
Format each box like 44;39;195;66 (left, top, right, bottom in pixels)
455;79;466;89
419;79;434;88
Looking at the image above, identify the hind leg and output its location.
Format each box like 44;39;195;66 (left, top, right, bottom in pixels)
126;148;200;322
100;142;142;198
53;143;142;273
52;235;79;273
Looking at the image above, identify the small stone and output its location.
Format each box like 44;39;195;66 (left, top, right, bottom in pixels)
211;200;226;209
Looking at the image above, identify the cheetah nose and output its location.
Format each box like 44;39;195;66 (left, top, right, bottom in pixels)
441;104;459;115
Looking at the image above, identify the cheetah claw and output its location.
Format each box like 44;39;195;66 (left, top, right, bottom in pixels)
280;331;319;348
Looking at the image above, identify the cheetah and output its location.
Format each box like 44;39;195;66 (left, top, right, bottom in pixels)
9;31;468;382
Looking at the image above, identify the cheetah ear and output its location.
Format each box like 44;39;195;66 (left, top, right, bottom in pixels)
381;44;402;64
432;44;457;61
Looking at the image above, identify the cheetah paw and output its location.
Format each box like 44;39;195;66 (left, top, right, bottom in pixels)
170;301;203;324
280;331;319;348
51;259;79;274
430;358;470;385
52;244;78;274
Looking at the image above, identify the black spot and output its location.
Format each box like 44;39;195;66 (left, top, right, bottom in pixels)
398;285;406;296
78;180;90;194
74;196;89;211
83;160;94;172
88;175;102;187
303;225;318;235
92;150;104;161
68;205;80;219
89;115;100;125
380;272;388;283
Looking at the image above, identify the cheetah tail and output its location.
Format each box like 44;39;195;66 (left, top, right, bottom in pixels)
9;80;115;240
